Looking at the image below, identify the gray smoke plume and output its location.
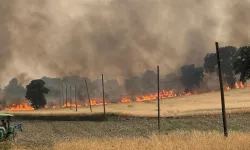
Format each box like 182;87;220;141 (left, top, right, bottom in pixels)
0;78;26;107
0;0;249;89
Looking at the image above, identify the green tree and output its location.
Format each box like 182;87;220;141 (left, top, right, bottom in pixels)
180;64;204;92
25;79;49;109
203;46;237;88
233;46;250;83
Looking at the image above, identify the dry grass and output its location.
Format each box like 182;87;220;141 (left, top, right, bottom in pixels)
0;112;247;150
9;131;250;150
1;88;250;150
2;88;250;117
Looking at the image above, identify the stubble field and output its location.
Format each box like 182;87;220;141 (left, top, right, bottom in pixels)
1;88;250;150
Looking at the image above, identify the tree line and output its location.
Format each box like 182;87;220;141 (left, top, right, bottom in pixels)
181;45;250;92
1;44;249;109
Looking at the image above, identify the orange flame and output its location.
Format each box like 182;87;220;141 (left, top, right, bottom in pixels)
225;86;231;91
120;98;131;103
4;82;250;111
83;98;107;106
62;101;82;108
4;100;34;111
121;89;190;103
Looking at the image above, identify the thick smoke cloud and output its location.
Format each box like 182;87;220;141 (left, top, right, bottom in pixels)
0;0;248;87
226;1;250;45
0;78;26;107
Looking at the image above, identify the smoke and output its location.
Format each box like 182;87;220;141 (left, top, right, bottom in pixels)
0;0;247;87
39;76;124;104
225;1;250;45
0;78;26;106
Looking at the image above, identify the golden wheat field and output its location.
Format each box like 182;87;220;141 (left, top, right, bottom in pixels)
1;88;250;150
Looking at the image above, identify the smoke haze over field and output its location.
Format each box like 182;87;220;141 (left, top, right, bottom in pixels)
0;0;249;87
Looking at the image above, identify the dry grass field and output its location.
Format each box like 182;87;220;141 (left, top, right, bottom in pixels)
2;87;250;117
4;131;250;150
1;88;250;150
1;112;250;150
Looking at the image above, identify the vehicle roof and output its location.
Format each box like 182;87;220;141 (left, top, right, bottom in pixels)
0;114;14;117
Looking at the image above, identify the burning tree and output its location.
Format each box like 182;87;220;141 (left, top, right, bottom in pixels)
180;64;204;92
203;46;237;88
233;46;250;83
25;79;50;109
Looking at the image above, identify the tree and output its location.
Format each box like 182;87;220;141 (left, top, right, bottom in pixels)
233;46;250;83
203;46;237;88
180;64;204;92
25;79;49;109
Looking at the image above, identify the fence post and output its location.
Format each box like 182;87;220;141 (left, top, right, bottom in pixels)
61;85;63;107
215;42;228;137
70;85;72;109
157;65;160;132
66;85;68;108
75;85;77;112
102;74;106;119
85;80;92;113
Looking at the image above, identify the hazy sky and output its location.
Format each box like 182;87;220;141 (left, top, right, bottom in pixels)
0;0;249;87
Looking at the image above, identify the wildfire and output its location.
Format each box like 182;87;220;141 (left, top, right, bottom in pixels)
225;86;231;91
184;92;192;96
62;102;81;108
235;82;245;89
86;99;106;106
120;98;131;103
121;89;189;103
3;81;250;111
4;100;34;111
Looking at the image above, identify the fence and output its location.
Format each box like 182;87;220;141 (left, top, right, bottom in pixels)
55;42;230;136
6;42;250;137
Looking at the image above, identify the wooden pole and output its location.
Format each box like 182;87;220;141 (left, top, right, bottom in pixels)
70;85;72;109
85;80;92;113
59;86;61;108
61;85;63;107
66;85;68;108
102;74;106;119
75;85;77;112
215;42;228;137
157;65;160;132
